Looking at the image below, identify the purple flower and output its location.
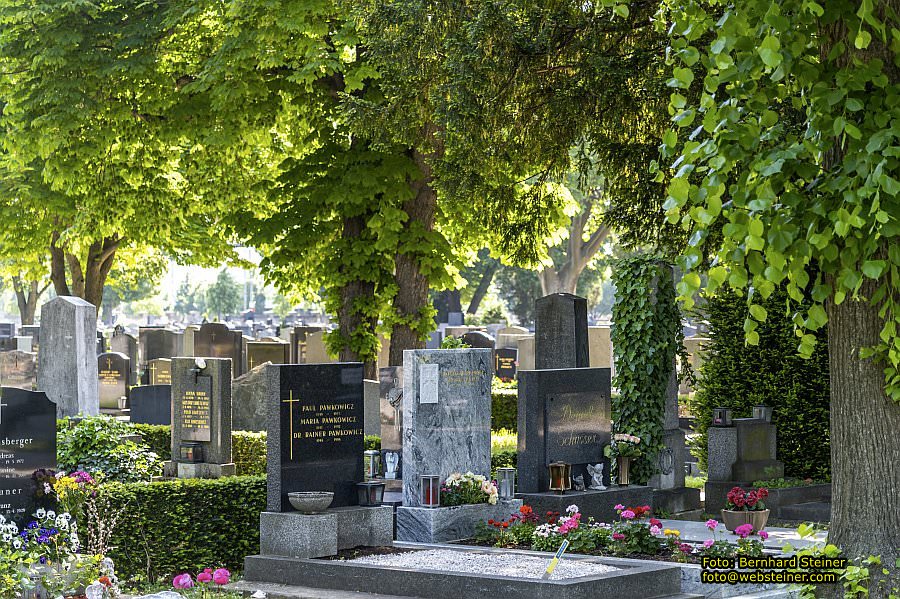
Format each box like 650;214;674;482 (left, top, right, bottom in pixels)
703;539;714;549
705;519;718;531
734;524;754;539
758;530;769;540
621;510;636;520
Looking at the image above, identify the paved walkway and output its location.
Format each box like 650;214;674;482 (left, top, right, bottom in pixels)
661;518;827;551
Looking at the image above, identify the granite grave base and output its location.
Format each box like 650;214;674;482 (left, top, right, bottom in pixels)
517;487;653;524
260;506;393;559
237;544;682;599
162;461;236;479
651;487;702;515
396;499;523;543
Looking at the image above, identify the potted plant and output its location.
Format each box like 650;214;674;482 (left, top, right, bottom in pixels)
721;486;770;531
603;434;642;486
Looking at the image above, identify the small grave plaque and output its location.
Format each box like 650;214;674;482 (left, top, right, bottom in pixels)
178;376;213;442
98;352;130;409
494;347;517;381
148;358;172;385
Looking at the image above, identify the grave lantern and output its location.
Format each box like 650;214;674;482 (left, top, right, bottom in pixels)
712;407;733;427
497;467;516;500
179;441;203;463
548;461;572;494
356;481;386;507
753;405;773;422
363;450;381;480
420;474;441;508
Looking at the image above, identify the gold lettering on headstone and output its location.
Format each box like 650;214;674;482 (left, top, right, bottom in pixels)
285;396;363;458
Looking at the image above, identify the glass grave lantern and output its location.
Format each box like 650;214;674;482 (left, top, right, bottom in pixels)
497;467;516;500
548;461;572;494
753;405;774;422
420;474;441;508
356;481;386;507
712;407;733;427
363;450;381;480
179;441;203;463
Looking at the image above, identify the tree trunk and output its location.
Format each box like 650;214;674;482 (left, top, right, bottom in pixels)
466;259;499;314
539;266;579;295
826;274;900;591
337;214;379;380
11;277;44;325
389;149;438;366
48;232;120;312
537;201;609;296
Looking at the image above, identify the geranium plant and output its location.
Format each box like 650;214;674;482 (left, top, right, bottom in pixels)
725;486;769;511
441;472;498;506
604;433;643;459
172;567;231;597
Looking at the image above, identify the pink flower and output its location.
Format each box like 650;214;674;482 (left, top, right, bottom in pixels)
621;510;636;520
734;524;754;539
614;504;625;511
612;533;625;541
705;519;718;531
758;530;769;540
213;568;231;585
703;539;715;549
173;574;193;589
679;543;693;554
650;525;661;535
197;571;212;584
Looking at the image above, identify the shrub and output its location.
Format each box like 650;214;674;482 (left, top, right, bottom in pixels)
688;288;830;479
131;424;172;461
232;432;266;476
364;435;381;451
491;389;518;431
57;417;162;482
96;476;266;583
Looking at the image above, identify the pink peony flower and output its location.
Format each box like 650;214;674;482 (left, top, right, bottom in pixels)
703;539;715;549
173;574;193;589
734;524;754;539
758;530;769;540
197;571;212;584
620;510;636;520
705;519;718;531
612;533;625;541
614;504;625;511
213;568;231;585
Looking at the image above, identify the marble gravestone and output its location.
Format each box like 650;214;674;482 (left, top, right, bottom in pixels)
265;363;365;511
37;296;100;418
494;348;517;382
194;323;244;378
148;358;172;385
0;351;37;390
534;293;589;370
517;367;612;493
129;385;172;426
402;349;492;507
0;388;56;525
168;358;234;478
98;352;131;410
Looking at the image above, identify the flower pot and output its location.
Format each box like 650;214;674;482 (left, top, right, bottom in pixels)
721;509;770;532
617;456;632;486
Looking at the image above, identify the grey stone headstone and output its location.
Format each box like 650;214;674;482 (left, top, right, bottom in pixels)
425;331;442;349
147;358;172;385
517;367;612;493
534;293;589;369
14;337;32;353
37;296;99;418
129;385;172;425
171;357;232;465
402;349;492;506
379;366;403;452
0;351;37;390
232;363;268;432
194;323;244;377
246;340;290;371
461;331;495;351
364;379;380;436
289;326;324;363
111;330;138;381
139;327;183;366
266;363;365;511
0;323;16;338
447;312;464;326
97;351;131;409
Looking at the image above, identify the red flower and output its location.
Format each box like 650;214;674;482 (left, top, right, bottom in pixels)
488;519;495;525
757;488;769;499
502;522;509;528
650;518;662;528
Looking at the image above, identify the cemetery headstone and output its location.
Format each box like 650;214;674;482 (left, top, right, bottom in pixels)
289;326;323;363
425;331;442;349
587;326;613;371
517;336;535;370
364;379;380;436
168;357;234;478
96;331;106;355
129;385;172;425
517;367;612;493
304;331;333;363
232;365;268;432
97;352;131;410
265;363;365;511
0;351;37;390
246;340;290;371
182;325;199;357
139;327;183;367
37;296;99;418
148;358;172;385
534;293;589;369
111;328;139;382
0;388;56;525
496;325;530;351
494;347;518;381
0;323;16;338
193;323;244;377
14;337;32;353
461;330;495;352
402;349;492;506
20;325;40;353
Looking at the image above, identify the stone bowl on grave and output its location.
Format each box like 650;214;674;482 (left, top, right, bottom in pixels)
288;491;335;514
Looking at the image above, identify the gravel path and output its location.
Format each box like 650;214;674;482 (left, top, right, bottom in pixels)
352;549;618;580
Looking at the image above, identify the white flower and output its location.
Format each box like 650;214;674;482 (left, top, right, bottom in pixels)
12;538;22;549
35;508;46;519
566;504;579;514
46;510;56;520
44;483;52;494
55;471;66;479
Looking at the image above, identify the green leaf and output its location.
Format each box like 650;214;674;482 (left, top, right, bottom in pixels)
862;260;887;279
855;28;872;49
613;4;630;18
749;304;768;321
757;35;783;68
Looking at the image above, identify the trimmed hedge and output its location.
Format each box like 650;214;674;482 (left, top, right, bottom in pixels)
96;476;266;582
688;288;830;479
232;432;267;476
491;389;518;432
130;424;171;461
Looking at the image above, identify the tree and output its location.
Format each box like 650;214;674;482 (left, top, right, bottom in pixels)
206;270;242;320
661;0;900;584
0;1;239;310
174;279;207;320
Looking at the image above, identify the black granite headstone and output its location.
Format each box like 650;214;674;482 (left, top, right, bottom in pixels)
0;388;56;525
267;363;364;511
0;323;16;338
139;327;183;366
129;385;172;425
194;323;244;377
534;293;589;369
494;348;518;381
517;368;611;493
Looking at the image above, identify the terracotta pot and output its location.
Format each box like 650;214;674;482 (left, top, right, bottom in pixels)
721;508;770;532
617;456;632;486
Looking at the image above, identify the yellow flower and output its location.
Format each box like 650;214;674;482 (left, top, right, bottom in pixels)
663;529;680;537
